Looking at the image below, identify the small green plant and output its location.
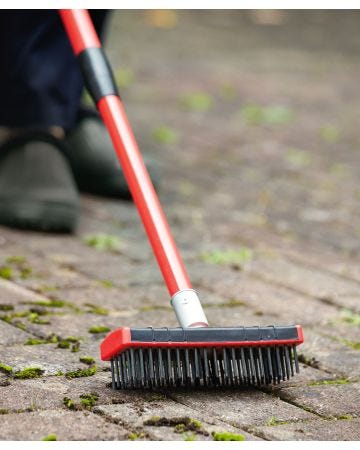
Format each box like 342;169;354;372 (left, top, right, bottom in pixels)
85;304;109;316
307;378;350;386
285;148;312;168
212;431;246;441
241;103;292;126
79;356;95;366
83;233;121;251
23;299;67;308
183;432;197;441
320;125;340;143
340;309;360;326
0;266;13;280
266;416;289;426
42;434;57;441
79;392;99;409
0;362;13;375
98;279;114;288
65;366;97;378
0;304;14;311
127;432;145;440
201;248;253;269
63;397;76;410
6;255;27;265
0;409;9;414
180;92;213;112
115;67;135;88
13;367;44;379
88;325;110;334
152;126;178;144
339;338;360;351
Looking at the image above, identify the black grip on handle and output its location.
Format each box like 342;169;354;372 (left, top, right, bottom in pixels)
77;47;119;103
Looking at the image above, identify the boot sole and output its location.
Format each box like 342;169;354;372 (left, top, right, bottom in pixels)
0;199;79;233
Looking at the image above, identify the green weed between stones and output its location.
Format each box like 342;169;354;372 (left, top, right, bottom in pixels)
127;432;145;441
320;125;340;143
22;299;68;308
183;432;197;441
63;397;76;410
42;434;57;441
179;92;213;112
0;266;13;280
0;409;9;415
340;309;360;326
80;393;99;409
115;67;135;89
285;148;312;169
339;339;360;351
0;304;14;311
266;416;290;426
152;126;178;145
212;431;246;441
83;233;121;251
13;367;44;379
65;366;97;378
307;378;350;386
144;416;207;436
201;247;253;269
88;325;110;334
241;103;292;126
85;303;109;316
97;279;114;288
25;334;81;352
79;356;95;366
0;362;13;375
4;256;32;279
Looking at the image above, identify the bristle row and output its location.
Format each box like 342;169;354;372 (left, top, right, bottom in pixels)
110;345;299;389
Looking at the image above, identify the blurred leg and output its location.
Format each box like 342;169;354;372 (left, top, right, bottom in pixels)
0;10;108;131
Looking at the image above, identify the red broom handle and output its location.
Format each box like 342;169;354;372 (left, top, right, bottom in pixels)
59;10;192;296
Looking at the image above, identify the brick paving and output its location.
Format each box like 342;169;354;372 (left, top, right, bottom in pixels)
0;11;359;441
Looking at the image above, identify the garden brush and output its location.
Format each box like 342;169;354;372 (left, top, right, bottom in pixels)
60;9;304;389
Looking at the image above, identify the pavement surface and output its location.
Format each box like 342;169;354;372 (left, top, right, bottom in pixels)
0;10;360;441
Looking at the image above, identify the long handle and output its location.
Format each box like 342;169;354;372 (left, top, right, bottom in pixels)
59;9;208;328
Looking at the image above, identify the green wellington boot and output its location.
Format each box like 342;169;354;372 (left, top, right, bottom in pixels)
0;134;79;232
65;112;160;199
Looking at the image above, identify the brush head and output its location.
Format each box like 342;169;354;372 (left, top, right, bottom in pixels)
101;325;304;390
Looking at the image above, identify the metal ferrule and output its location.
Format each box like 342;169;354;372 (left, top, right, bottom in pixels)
171;289;209;328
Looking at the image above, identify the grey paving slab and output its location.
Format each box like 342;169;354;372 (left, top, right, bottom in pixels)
279;382;360;418
0;410;128;440
170;388;315;428
253;418;360;441
95;400;259;441
300;329;360;377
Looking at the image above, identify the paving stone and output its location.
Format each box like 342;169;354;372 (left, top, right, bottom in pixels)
0;410;128;440
0;321;34;345
194;270;340;326
55;283;169;311
170;388;315;428
0;372;143;413
253;418;360;440
300;329;360;377
249;255;360;304
95;400;259;441
278;382;360;418
0;343;94;376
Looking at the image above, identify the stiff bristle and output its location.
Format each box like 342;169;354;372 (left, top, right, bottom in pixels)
110;344;299;389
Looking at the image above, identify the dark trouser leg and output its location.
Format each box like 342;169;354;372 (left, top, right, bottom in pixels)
0;10;108;131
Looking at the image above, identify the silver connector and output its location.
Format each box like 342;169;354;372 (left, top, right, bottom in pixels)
171;289;209;328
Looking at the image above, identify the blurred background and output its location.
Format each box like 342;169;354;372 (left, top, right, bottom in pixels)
102;10;360;258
